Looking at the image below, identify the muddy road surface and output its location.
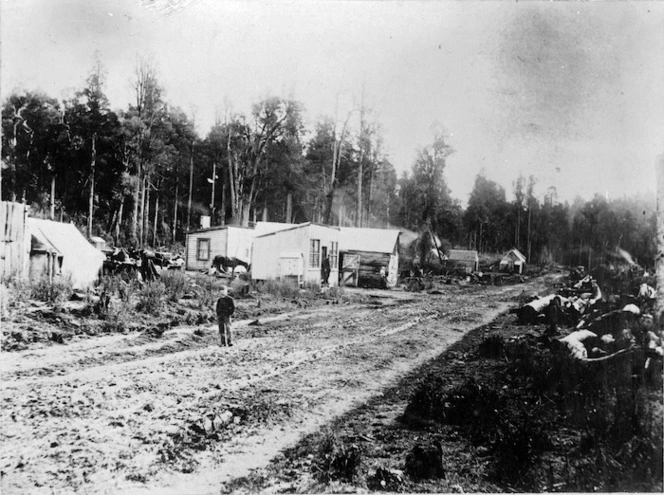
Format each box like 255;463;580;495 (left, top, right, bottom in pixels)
1;277;553;494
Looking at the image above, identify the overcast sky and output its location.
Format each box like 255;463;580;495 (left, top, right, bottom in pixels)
2;0;663;205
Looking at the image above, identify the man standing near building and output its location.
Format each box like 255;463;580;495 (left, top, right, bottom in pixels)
216;286;235;347
321;255;331;286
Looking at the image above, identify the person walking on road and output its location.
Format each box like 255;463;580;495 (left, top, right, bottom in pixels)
216;286;235;347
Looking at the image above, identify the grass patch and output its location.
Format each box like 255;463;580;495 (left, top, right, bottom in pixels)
257;279;301;299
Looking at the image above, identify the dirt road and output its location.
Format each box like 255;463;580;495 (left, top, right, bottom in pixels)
0;278;551;494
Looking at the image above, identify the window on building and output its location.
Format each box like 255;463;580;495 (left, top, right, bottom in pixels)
197;238;211;261
309;239;320;268
329;241;338;269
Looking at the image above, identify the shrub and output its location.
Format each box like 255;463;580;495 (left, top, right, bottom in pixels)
190;274;230;309
303;281;321;298
161;270;189;302
311;430;362;483
136;281;166;315
30;276;73;304
101;303;130;333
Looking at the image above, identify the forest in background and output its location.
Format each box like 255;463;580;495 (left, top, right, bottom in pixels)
1;58;656;269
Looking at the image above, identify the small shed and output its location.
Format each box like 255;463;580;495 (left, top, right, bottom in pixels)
338;228;401;288
27;218;105;288
251;223;340;287
446;249;479;273
499;248;527;274
185;225;256;271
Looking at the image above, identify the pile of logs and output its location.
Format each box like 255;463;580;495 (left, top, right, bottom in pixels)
511;271;661;364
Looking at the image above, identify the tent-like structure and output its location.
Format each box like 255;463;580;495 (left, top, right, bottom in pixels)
27;218;105;288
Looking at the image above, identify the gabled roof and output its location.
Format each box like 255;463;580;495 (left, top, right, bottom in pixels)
448;249;479;262
502;248;527;263
339;228;400;254
27;218;105;288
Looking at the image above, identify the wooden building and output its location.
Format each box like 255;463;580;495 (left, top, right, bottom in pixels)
499;248;527;274
338;228;401;288
185;225;256;271
0;201;28;281
251;223;340;287
446;249;479;273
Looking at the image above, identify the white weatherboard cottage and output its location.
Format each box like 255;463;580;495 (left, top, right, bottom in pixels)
185;225;256;271
251;223;340;287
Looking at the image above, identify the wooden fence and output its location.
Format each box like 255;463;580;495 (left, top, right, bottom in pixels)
0;201;28;281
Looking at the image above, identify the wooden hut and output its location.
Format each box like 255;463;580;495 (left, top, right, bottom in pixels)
185;225;256;271
499;248;527;274
446;249;479;273
338;228;401;288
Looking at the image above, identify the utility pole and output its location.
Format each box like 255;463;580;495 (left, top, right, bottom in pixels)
209;162;217;221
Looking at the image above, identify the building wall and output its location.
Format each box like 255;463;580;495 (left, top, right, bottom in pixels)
0;201;28;281
306;224;340;286
252;225;339;286
185;228;228;271
340;249;398;288
226;227;256;264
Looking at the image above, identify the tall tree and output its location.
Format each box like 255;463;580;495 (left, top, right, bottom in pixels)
225;96;303;226
399;130;457;239
65;57;121;237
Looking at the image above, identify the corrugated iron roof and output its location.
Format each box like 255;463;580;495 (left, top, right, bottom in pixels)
339;228;400;254
448;249;479;262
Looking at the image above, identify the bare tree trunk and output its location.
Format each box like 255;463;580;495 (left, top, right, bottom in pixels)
116;196;124;245
527;202;532;262
50;173;56;220
143;183;150;247
153;193;159;247
172;179;178;242
132;172;140;244
286;192;292;223
241;202;251;227
656;153;664;322
187;141;194;232
227;132;238;223
356;136;364;227
220;180;226;226
87;134;97;238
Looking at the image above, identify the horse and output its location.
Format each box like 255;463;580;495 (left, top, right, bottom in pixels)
211;255;250;276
